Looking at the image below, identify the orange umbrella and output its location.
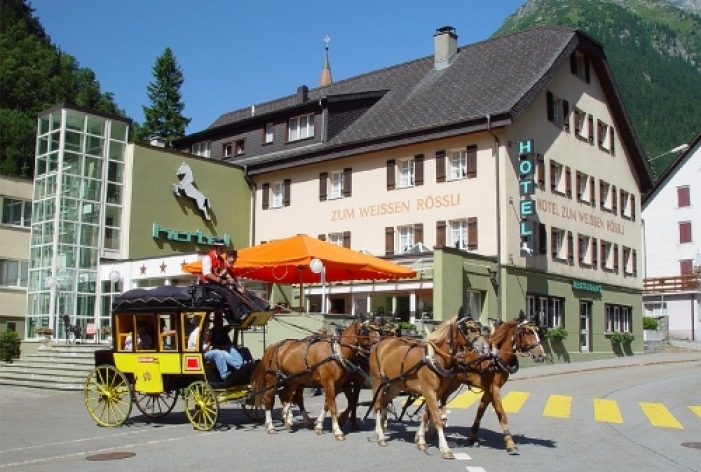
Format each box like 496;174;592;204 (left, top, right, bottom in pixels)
232;234;416;283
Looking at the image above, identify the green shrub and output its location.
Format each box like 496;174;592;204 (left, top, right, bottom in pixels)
0;330;21;362
643;317;659;330
610;331;634;343
545;325;568;340
398;321;416;331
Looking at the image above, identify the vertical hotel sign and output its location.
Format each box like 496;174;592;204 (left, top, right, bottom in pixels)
518;139;536;257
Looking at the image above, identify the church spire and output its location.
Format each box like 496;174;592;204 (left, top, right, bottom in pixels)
319;35;333;87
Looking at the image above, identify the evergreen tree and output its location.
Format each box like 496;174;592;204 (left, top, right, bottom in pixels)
139;48;191;146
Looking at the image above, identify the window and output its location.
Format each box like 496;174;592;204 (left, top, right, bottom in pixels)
192;141;210;158
235;139;245;156
288;113;314;141
398;225;414;254
550;162;570;195
597;120;613;152
600;240;614;271
605;304;632;333
576;172;592;204
449;150;467;180
329;171;343;199
271;182;284;208
622;246;637;276
573;108;587;140
0;259;29;287
599;180;616;213
570;52;590;83
398;158;415;188
223;143;232;158
2;198;32;228
527;294;563;328
677;186;690;208
578;234;592;265
265;123;274;144
328;232;344;247
551;227;571;261
450;219;467;249
546;91;565;127
679;221;692;244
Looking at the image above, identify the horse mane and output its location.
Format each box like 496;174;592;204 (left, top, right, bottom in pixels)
426;316;457;343
490;317;519;346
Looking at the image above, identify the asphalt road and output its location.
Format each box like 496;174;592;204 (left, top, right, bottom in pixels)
1;349;700;472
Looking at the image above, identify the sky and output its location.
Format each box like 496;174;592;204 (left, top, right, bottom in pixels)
29;0;527;134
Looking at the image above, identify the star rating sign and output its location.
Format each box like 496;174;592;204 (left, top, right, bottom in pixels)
140;264;147;275
160;262;167;273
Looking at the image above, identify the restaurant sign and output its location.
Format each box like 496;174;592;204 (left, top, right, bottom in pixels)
572;280;602;293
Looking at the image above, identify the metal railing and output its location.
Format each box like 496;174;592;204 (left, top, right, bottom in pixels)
643;274;699;292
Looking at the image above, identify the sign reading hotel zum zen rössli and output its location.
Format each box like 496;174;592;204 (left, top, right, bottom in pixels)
518;139;537;257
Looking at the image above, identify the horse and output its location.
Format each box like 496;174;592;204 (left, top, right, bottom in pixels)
249;319;377;440
443;312;546;455
173;162;211;220
367;316;483;459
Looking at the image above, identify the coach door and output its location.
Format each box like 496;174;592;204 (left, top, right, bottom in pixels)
579;301;592;352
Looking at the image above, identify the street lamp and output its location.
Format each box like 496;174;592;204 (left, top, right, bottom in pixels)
309;258;326;313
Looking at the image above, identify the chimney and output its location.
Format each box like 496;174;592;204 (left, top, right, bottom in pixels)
434;26;457;70
297;85;309;103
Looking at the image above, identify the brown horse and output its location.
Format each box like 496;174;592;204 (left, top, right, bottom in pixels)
445;313;546;455
368;316;482;459
249;319;376;439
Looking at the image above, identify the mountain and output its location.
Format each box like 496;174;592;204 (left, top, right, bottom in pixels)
495;0;701;177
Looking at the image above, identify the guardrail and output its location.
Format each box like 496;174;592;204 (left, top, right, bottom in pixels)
643;274;699;292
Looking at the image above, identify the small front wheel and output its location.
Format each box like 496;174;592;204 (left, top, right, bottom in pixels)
183;381;219;431
241;393;264;422
84;365;132;427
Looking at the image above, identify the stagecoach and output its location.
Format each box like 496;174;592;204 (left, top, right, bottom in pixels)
83;284;274;431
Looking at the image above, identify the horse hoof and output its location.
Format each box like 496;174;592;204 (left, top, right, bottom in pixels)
416;443;427;452
378;439;388;447
507;446;520;455
335;434;345;441
266;428;277;435
315;429;324;436
441;451;455;460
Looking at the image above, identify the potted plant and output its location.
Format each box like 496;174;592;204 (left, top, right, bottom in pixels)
0;330;21;362
610;331;634;344
101;324;112;339
398;321;418;335
35;327;54;337
545;325;568;341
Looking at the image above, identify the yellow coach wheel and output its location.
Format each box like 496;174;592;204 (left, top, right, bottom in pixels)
184;381;219;431
84;365;133;427
133;390;179;419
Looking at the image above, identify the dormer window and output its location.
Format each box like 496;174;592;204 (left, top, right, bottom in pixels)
288;114;314;141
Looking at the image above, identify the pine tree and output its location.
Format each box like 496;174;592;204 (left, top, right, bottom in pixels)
140;48;191;146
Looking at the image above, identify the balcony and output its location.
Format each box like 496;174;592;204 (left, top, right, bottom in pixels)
643;274;699;293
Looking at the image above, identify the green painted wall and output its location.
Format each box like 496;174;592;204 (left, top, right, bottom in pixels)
128;145;251;259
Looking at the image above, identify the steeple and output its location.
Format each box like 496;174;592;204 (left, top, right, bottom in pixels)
319;35;333;87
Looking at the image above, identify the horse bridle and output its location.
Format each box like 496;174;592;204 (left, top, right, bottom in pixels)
512;321;542;355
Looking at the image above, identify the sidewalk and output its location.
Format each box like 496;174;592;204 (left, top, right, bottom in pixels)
512;339;701;381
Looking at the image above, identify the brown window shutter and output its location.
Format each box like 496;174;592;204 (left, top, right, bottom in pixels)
436;220;446;247
343;231;351;248
546;91;554;122
550;163;556;192
414;155;424;186
567;231;574;261
609;128;615;155
537;154;545;188
584;56;591;83
599;181;605;210
574;110;581;134
538;223;547;254
563;100;570;131
631;194;636;221
576;173;582;200
565;166;572;197
343;168;352;197
551;227;557;259
588;115;594;143
632;249;637;276
589;176;596;204
570;53;578;75
262;182;270;210
601;241;607;270
678;187;690;207
578;234;584;263
318;234;326;241
385;226;394;256
613;244;619;273
592;238;598;268
466;145;477;178
414;223;423;245
612;185;617;214
283;179;291;206
435;150;446;183
319;172;328;201
467;217;478;250
386;160;395;191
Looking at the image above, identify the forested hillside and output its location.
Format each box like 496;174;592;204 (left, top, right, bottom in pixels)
495;0;701;177
0;0;124;178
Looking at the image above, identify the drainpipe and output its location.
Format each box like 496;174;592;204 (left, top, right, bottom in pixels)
242;164;256;245
486;114;502;321
692;294;696;341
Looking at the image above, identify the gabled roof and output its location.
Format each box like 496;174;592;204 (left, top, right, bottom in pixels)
642;131;701;206
180;26;651;190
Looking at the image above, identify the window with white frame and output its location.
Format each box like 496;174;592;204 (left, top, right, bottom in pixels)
2;198;32;228
601;240;613;270
644;302;667;318
622;246;636;276
0;258;29;287
328;232;344;246
527;294;563;328
550;161;566;194
398;158;415;188
465;290;482;319
235;139;245;155
192;141;210;157
223;143;232;158
571;52;589;82
578;234;592;265
288;113;314;141
449;149;467;180
620;189;632;219
547;92;563;127
270;182;284;208
329;171;343;199
576;172;590;203
600;180;613;211
605;304;632;333
398;225;414;253
265;123;274;144
573;108;587;140
450;219;467;249
551;227;566;260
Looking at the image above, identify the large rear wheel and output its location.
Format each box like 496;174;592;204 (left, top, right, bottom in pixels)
84;365;132;427
184;381;219;431
133;390;178;419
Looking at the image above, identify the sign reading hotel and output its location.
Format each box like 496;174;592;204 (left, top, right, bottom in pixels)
518;139;536;257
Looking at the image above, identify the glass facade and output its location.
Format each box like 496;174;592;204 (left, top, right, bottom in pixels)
27;107;128;338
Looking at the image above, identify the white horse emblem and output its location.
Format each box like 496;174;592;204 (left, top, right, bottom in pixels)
173;163;212;220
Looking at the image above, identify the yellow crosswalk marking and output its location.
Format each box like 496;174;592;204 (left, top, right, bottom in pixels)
594;398;623;423
447;389;482;409
690;406;701;419
502;391;529;413
640;402;683;429
543;394;572;418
